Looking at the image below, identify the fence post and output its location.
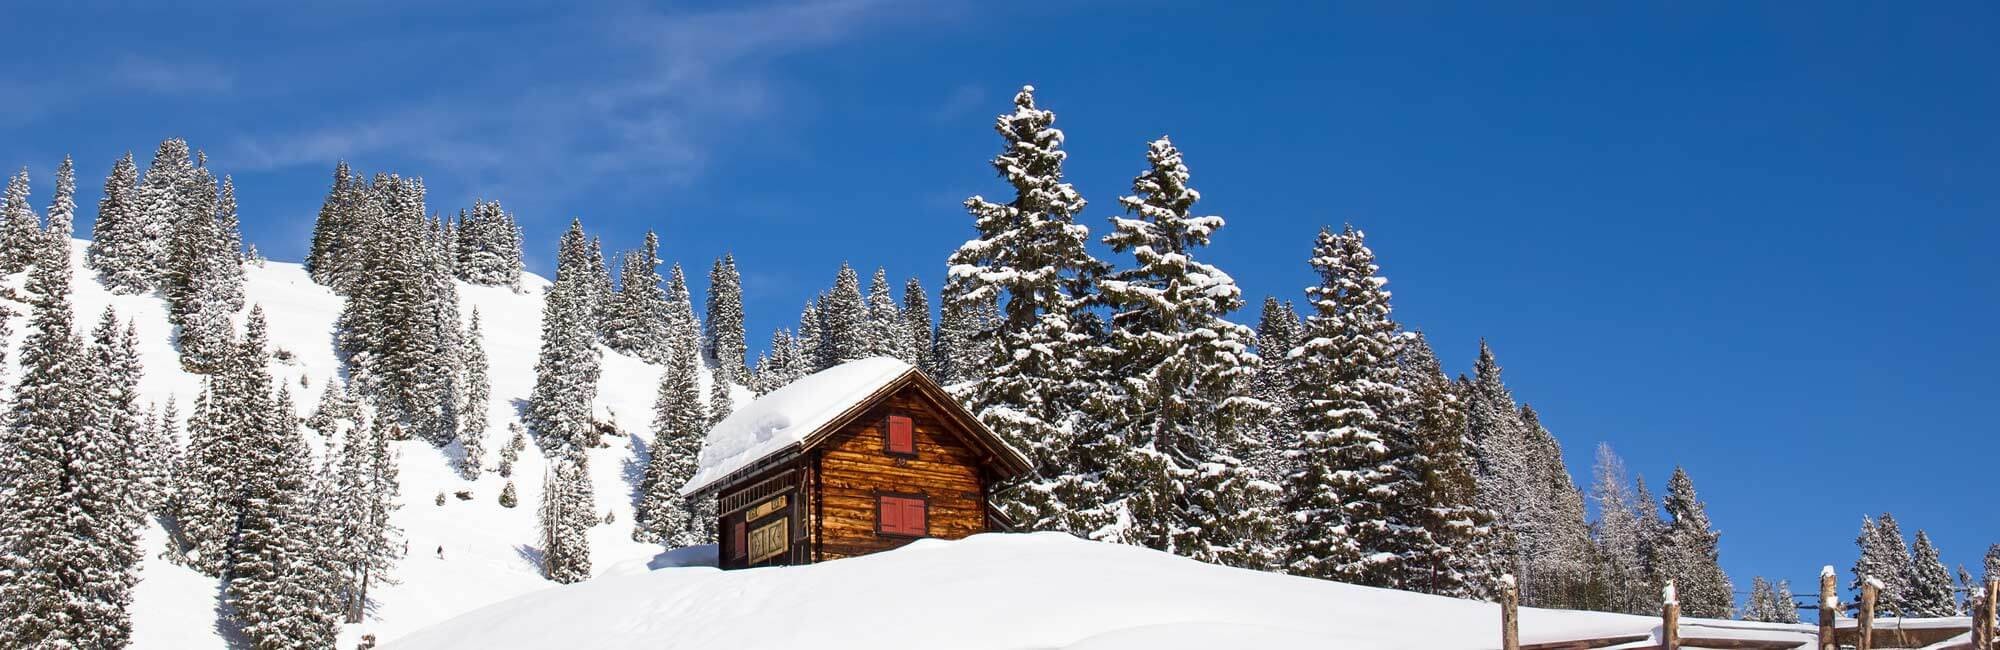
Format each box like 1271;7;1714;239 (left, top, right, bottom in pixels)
1818;566;1837;650
1973;584;1989;650
1858;578;1877;650
1662;580;1679;650
1982;578;1998;650
1501;574;1519;650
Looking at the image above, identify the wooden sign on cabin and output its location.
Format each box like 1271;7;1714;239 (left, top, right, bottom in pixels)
679;357;1031;570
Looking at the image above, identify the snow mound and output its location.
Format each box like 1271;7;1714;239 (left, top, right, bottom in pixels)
386;532;1659;650
681;356;912;495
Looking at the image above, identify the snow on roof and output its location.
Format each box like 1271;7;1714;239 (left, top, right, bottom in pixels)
680;357;915;496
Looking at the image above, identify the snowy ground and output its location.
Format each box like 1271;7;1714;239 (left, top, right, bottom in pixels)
387;532;1677;650
19;241;719;648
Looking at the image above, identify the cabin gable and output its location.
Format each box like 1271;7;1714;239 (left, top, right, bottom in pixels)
811;384;989;562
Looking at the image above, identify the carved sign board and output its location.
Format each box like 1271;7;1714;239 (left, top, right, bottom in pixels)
749;517;789;564
746;495;787;522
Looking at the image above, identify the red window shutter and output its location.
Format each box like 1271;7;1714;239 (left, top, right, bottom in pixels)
886;415;914;455
731;521;747;559
904;499;926;535
879;496;927;537
879;496;900;532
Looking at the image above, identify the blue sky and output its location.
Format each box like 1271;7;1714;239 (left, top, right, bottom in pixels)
3;1;1995;602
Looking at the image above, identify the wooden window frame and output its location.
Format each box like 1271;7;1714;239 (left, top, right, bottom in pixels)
874;492;929;538
882;413;917;458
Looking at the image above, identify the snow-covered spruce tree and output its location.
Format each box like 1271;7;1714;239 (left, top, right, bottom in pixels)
162;157;218;315
797;297;830;372
540;457;596;583
902;277;935;374
325;413;403;624
1905;530;1957;617
305;377;355;438
1654;467;1732;618
706;254;748;379
458;309;491;479
335;174;462;444
753;328;801;394
498;423;525;478
1280;225;1428;587
633;346;710;546
1465;341;1529;524
664;263;702;361
604;233;669;362
1631;474;1667;611
1081;136;1275;568
306;161;355;287
1517;405;1596;608
0;167;39;273
528;219;604;460
214;176;246;311
1402;332;1504;598
45;155;75;248
1247;297;1301;480
822;263;870;365
708;375;733;427
454;199;524;289
932;280;991;385
1853;514;1915;615
499;481;518;508
134;139;194;286
587;237;614;332
87;309;149;526
1591;443;1651;614
946;85;1109;532
1744;577;1777;622
0;225;141;648
1987;544;2000;583
88;152;152;293
1772;579;1800;623
864;267;904;359
228;386;340;649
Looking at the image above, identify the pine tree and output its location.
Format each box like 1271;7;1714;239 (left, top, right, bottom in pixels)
1281;225;1431;588
333;174;461;444
1854;514;1914;615
665;263;701;363
499;481;518;508
797;297;829;372
498;423;525;478
1082;136;1276;569
604;233;669;362
135;139;193;286
228;386;340;649
214;175;246;312
1772;579;1800;623
1632;474;1667;611
706;254;748;379
932;280;995;385
823;263;869;364
540;457;595;583
1401;333;1503;598
1958;566;1978;616
1654;467;1733;618
453;200;524;288
0;223;141;648
0;167;39;272
1905;530;1957;617
88;152;152;293
1248;297;1301;481
1518;405;1596;607
901;277;935;374
1745;576;1777;622
634;346;710;546
707;375;733;427
529;220;604;460
458;309;491;479
946;85;1108;532
45;155;75;249
587;237;613;332
864;267;903;359
325;413;402;624
306;161;354;287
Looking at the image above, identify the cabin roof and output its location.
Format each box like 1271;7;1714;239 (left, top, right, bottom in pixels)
679;357;1031;496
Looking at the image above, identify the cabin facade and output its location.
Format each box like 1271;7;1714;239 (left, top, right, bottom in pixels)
680;358;1029;570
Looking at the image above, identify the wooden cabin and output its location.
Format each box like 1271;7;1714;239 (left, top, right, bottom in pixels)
678;357;1030;570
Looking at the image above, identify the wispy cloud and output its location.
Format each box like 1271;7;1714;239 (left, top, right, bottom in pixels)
929;83;989;124
218;0;941;212
110;56;234;94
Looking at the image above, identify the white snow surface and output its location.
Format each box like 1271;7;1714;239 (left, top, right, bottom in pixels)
32;241;701;648
389;532;1665;650
680;356;913;496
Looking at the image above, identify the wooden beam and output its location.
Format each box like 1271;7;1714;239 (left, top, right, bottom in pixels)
1502;574;1520;650
1664;580;1681;650
1985;578;1998;650
1520;634;1648;650
1819;566;1839;650
1858;579;1877;650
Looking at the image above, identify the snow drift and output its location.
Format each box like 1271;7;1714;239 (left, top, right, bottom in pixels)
387;532;1661;650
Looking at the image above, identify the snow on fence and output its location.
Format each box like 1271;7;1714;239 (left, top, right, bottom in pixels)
1500;572;1998;650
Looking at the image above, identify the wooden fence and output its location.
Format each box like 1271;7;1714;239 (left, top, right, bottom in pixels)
1498;572;1999;650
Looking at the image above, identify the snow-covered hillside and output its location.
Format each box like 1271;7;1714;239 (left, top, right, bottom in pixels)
28;240;718;648
387;532;1671;650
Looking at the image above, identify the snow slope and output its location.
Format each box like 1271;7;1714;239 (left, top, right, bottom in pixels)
26;241;704;648
387;532;1665;650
